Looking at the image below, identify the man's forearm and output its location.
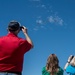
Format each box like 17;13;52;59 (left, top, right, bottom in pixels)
24;33;33;48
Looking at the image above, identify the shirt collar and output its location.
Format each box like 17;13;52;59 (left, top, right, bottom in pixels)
7;32;18;37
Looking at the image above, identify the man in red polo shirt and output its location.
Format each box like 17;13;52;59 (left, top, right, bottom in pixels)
0;21;33;75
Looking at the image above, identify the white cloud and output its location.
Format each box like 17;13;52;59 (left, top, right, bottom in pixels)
36;15;64;26
48;16;64;26
33;28;38;31
34;15;64;31
58;19;63;25
41;5;45;7
48;16;54;23
41;5;46;9
36;19;43;24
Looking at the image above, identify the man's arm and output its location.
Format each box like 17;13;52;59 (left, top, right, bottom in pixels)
22;26;34;48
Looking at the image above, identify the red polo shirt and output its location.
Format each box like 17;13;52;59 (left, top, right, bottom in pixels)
0;33;32;72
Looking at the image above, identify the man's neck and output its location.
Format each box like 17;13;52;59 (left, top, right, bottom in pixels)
8;32;18;36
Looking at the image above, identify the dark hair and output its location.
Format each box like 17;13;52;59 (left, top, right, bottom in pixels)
8;21;20;32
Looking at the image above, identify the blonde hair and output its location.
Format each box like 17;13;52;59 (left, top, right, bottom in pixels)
46;54;59;75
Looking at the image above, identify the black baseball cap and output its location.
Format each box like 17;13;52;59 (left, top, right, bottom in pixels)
8;21;21;31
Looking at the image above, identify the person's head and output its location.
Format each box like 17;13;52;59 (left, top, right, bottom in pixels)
46;54;59;75
70;56;75;67
8;20;21;35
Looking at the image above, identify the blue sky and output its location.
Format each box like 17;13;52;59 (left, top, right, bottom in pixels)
0;0;75;75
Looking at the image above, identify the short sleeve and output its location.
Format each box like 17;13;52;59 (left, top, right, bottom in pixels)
66;65;75;75
19;39;32;53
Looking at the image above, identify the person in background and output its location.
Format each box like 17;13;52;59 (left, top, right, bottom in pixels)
42;54;63;75
64;55;75;75
0;21;33;75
